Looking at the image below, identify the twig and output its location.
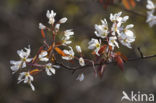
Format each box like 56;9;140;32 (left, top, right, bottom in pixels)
58;54;156;71
137;47;144;59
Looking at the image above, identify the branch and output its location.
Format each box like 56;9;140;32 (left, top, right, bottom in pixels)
57;54;156;71
112;4;146;17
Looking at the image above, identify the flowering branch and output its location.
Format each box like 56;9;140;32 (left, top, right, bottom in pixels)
9;9;156;91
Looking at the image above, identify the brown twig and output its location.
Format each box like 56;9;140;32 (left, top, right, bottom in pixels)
57;54;156;71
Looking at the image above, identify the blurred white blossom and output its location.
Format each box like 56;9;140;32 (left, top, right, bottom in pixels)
38;51;49;62
88;38;101;56
59;17;67;23
146;0;156;27
62;46;75;60
76;45;82;53
108;36;119;49
18;72;35;91
118;24;135;48
45;63;60;76
10;45;32;73
94;19;109;38
46;10;56;25
39;23;46;29
76;73;85;81
79;57;85;66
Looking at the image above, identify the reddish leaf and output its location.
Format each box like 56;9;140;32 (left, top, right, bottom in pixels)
30;69;40;75
47;46;52;52
98;45;107;54
41;29;45;38
122;0;136;10
54;47;66;56
47;43;55;53
122;0;130;10
115;56;124;71
129;0;136;8
116;52;128;61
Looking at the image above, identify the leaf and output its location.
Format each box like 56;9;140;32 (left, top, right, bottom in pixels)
129;0;136;8
47;43;55;53
115;56;124;71
116;52;128;61
98;45;107;54
54;47;66;56
122;0;130;10
122;0;136;10
41;29;45;38
30;69;40;75
47;46;52;52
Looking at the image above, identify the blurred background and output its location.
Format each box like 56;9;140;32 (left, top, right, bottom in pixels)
0;0;156;103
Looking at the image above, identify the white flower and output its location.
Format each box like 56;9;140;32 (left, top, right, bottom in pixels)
110;12;129;23
110;12;129;36
79;57;85;66
10;61;23;73
59;17;67;23
18;72;35;91
123;24;134;35
111;22;122;36
88;38;101;49
62;37;72;46
76;73;84;81
146;0;156;27
146;10;156;27
108;36;119;49
61;30;74;46
46;10;56;25
64;29;74;39
62;46;75;60
110;12;122;22
10;45;32;73
55;24;60;30
118;24;135;48
146;0;155;10
88;38;101;56
94;19;109;38
38;51;49;62
39;23;46;29
76;45;82;53
119;34;135;48
45;63;60;76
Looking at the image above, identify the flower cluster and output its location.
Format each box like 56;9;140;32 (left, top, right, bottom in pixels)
146;0;156;27
10;10;136;91
88;12;135;76
88;12;135;58
10;10;88;91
